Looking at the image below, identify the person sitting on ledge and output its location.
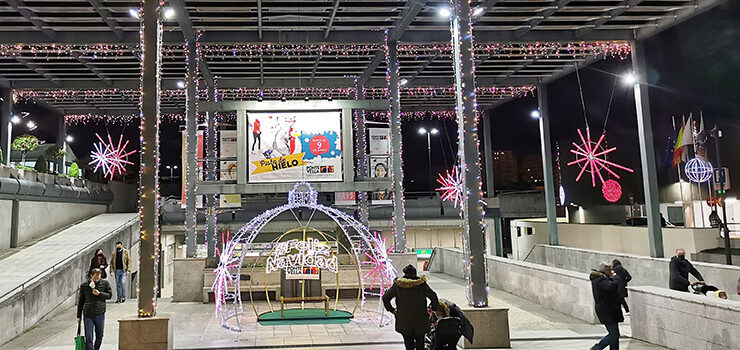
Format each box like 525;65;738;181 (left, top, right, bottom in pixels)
669;248;704;292
382;265;439;350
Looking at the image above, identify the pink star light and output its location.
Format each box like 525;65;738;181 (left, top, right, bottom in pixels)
567;128;633;187
89;133;136;180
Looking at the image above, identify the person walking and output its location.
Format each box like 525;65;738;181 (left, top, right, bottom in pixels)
77;268;112;350
669;248;704;292
89;249;108;279
382;265;439;350
110;241;130;303
611;259;632;313
590;262;623;350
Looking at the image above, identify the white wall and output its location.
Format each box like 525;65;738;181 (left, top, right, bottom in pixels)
510;219;720;258
17;201;106;245
0;199;12;249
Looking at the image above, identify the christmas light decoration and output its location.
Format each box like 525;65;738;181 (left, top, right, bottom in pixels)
385;30;407;253
361;232;396;296
212;182;395;331
89;133;136;180
684;157;713;183
601;179;622;202
436;166;464;208
567;128;633;187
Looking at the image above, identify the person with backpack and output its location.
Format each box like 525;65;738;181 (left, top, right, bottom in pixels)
382;265;439;350
611;259;632;313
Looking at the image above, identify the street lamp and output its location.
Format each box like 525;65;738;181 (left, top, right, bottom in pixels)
65;135;74;143
709;125;732;265
26;120;36;131
419;127;439;191
166;165;179;180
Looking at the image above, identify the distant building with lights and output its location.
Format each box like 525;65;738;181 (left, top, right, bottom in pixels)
492;150;518;184
519;154;543;183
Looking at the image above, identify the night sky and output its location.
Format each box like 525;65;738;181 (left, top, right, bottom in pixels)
10;1;740;202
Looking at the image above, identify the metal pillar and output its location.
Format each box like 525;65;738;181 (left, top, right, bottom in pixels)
205;82;217;258
386;38;406;252
631;41;664;258
1;88;11;166
184;39;198;258
482;112;495;197
137;0;163;317
537;84;559;245
710;126;732;265
56;115;66;172
493;218;502;257
451;1;488;307
355;81;369;227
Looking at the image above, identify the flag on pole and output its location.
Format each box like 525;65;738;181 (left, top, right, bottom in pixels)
672;117;686;167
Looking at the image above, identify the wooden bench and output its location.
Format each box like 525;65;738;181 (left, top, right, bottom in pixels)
279;295;330;317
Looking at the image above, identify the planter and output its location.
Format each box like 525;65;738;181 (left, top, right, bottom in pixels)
36;173;57;186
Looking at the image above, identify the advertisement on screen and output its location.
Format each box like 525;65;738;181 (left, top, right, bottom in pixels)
247;111;343;183
219;130;241;208
369;128;390;155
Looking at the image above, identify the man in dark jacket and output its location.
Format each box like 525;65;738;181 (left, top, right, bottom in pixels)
590;262;623;350
383;265;439;350
611;259;632;313
77;268;112;350
669;248;704;292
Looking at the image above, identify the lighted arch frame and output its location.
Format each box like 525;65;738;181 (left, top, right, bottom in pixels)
212;182;397;331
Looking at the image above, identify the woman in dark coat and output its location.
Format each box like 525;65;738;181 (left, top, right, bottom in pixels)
89;249;108;279
382;265;439;350
611;259;632;313
589;262;623;350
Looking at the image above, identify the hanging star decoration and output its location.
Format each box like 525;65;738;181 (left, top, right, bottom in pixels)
362;232;396;295
89;133;136;180
213;231;240;311
567;128;633;188
436;166;464;208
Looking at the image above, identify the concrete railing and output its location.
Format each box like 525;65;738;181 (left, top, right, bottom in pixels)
429;247;598;323
526;245;740;301
629;286;740;349
0;216;139;346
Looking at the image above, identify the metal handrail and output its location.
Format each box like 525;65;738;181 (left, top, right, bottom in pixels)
0;216;138;304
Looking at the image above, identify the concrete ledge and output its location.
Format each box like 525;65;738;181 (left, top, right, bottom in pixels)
459;307;510;349
629;286;740;350
528;244;740;301
119;315;173;350
388;252;417;275
172;258;206;302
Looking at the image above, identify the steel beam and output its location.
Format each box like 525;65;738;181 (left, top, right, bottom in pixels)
386;39;406;252
137;0;163;317
184;39;198;258
631;40;664;258
257;0;263;39
168;0;214;86
516;0;574;39
15;58;60;86
635;0;726;40
537;83;558;245
5;0;56;40
482;111;495;197
72;52;112;86
577;0;645;38
324;0;342;39
87;0;125;40
451;0;488;307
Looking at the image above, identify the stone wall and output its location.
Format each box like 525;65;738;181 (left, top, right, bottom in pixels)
527;245;740;301
629;286;740;349
16;201;106;245
429;247;598;323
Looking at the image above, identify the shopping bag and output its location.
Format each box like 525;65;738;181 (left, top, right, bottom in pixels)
75;322;86;350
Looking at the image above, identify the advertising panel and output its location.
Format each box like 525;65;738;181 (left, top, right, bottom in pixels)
369;128;391;155
219;130;241;208
247;111;343;183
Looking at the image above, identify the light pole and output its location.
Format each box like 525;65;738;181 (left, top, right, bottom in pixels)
166;165;178;181
5;115;20;165
710;125;732;265
418;127;439;191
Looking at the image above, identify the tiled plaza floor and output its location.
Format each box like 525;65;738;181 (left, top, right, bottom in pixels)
0;273;667;349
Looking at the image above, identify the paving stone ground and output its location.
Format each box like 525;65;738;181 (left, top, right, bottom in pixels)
0;272;668;349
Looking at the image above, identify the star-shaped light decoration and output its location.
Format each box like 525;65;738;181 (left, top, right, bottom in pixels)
435;166;464;208
567;128;633;187
212;231;241;311
362;232;396;295
89;133;136;180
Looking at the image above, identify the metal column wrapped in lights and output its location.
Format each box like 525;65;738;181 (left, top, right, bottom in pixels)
385;32;406;252
137;0;163;317
448;0;488;307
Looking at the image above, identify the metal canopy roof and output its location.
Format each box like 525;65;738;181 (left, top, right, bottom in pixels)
0;0;723;116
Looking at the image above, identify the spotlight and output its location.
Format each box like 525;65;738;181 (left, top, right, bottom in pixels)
418;127;427;135
27;120;37;130
623;73;636;85
65;135;74;143
328;96;333;101
304;96;310;101
10;115;20;124
530;110;540;119
438;7;451;18
176;80;185;89
163;7;176;19
257;96;263;102
430;128;439;135
129;8;140;18
399;78;408;86
281;97;287;102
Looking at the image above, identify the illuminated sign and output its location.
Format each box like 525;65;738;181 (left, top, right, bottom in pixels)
266;238;338;275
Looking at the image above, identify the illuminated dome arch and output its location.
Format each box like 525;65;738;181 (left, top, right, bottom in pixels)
212;182;396;331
